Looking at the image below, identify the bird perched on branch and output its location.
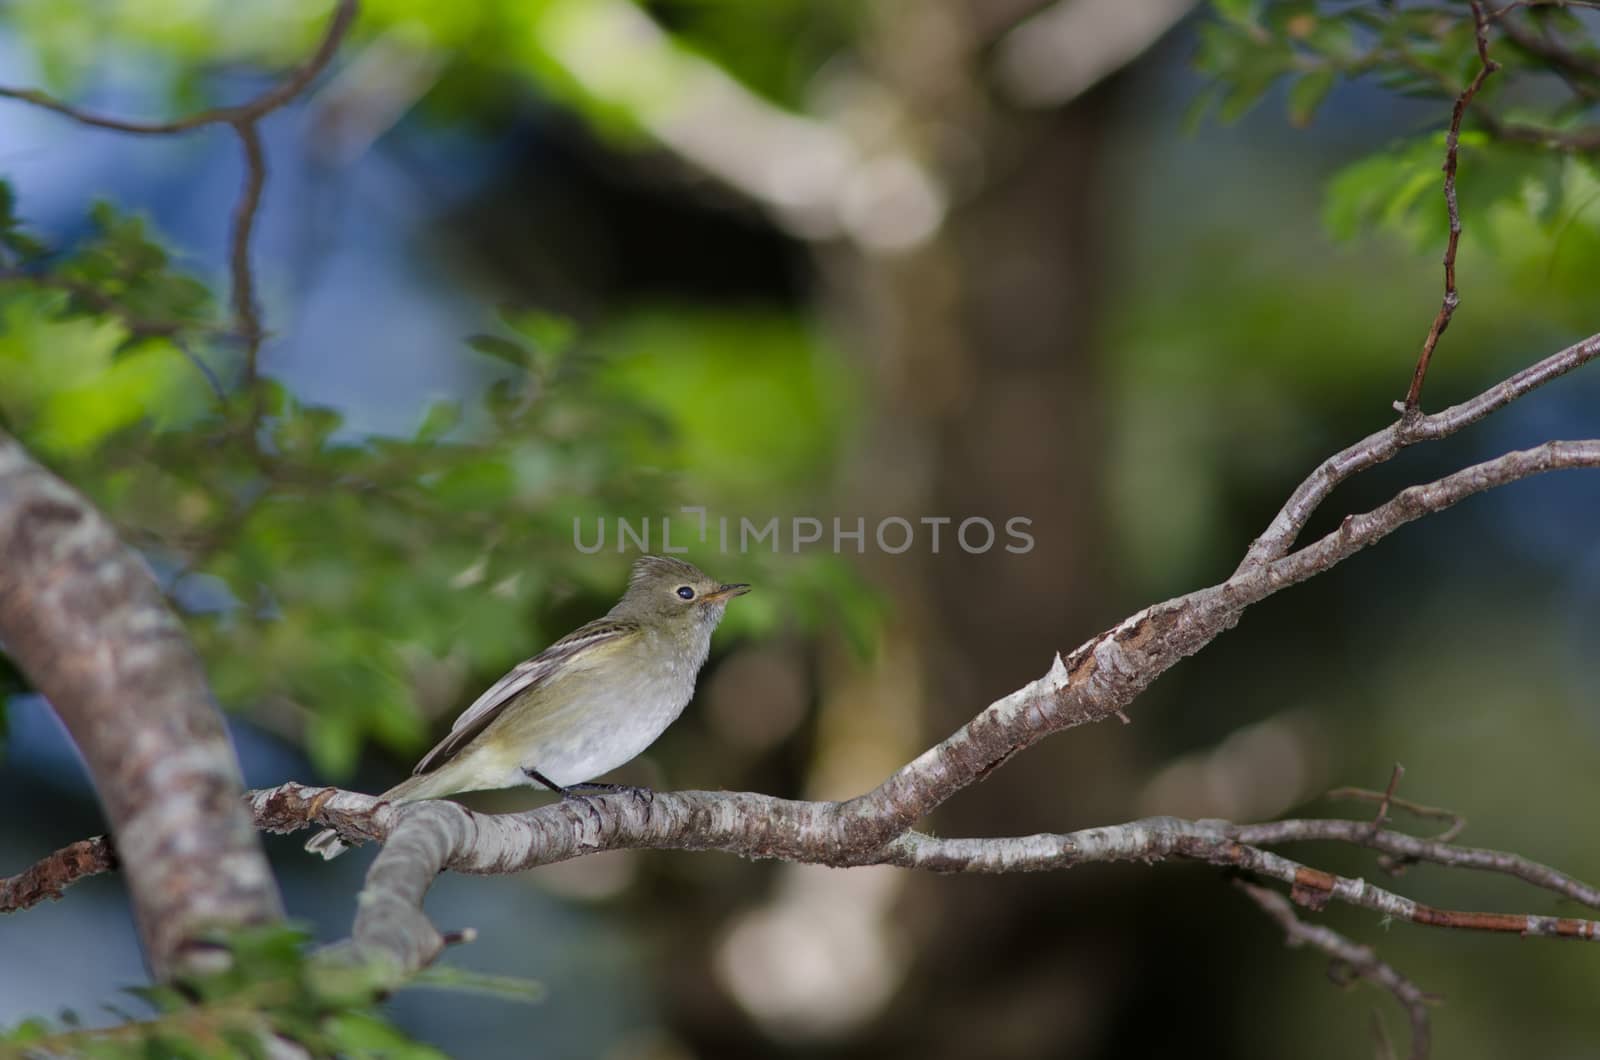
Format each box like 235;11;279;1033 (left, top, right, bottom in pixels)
306;554;750;859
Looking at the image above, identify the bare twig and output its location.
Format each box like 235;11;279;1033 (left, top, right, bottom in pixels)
1325;784;1466;843
1368;763;1406;834
0;836;115;913
1403;0;1500;411
1236;880;1433;1060
230;120;269;383
1232;818;1600;908
0;2;358;136
856;436;1600;841
0;0;359;389
1238;331;1600;567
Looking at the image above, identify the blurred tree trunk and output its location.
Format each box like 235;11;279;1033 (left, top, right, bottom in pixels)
828;48;1132;1060
665;4;1143;1057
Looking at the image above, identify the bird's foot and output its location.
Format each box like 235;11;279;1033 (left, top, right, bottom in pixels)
523;767;654;809
561;781;654;808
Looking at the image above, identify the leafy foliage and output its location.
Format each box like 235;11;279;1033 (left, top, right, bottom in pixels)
0;923;537;1058
1196;1;1600;322
0;177;876;776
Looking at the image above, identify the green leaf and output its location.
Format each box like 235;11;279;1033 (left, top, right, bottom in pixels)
427;456;516;509
1323;138;1441;244
1213;0;1260;25
1286;69;1336;127
408;965;546;1003
323;1012;448;1059
466;333;531;367
0;179;46;261
504;308;577;366
415;399;461;443
0;298;208;457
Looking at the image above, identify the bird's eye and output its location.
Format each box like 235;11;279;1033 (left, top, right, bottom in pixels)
676;585;695;600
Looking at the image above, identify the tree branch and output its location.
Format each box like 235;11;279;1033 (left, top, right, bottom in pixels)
1238;330;1600;567
233;786;1600;980
1235;880;1433;1060
992;0;1199;106
0;0;360;389
1404;0;1498;410
8;327;1598;1044
0;2;358;136
0;836;115;913
15;328;1599;972
0;432;282;979
1233;819;1600;908
230;119;269;382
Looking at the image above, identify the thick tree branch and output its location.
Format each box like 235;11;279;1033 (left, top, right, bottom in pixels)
0;433;282;979
200;788;1600;939
993;0;1197;106
231;786;1600;979
530;0;945;252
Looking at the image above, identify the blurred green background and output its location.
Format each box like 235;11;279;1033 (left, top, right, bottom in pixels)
3;1;1600;1057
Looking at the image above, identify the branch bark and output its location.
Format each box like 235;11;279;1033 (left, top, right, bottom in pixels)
1236;880;1433;1060
0;433;282;979
227;784;1600;979
16;325;1599;979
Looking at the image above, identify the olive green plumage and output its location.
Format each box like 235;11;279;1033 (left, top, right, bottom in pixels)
306;555;748;859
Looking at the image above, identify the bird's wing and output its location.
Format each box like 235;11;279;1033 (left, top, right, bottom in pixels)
412;618;636;777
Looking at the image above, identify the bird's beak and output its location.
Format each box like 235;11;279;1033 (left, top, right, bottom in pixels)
703;583;751;602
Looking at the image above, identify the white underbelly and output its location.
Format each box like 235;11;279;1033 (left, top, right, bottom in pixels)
523;655;695;788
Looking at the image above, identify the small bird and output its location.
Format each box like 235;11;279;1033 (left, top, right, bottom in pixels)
306;555;749;859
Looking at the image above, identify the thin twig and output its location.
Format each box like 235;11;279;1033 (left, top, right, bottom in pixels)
1368;763;1406;834
1238;331;1600;568
0;0;359;395
1324;785;1466;843
230;120;268;383
1232;819;1600;908
1235;880;1433;1060
1403;0;1501;411
0;2;358;136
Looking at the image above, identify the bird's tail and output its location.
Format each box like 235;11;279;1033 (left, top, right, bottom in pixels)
304;770;455;860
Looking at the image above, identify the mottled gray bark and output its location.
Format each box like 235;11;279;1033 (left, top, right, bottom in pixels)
0;432;282;979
